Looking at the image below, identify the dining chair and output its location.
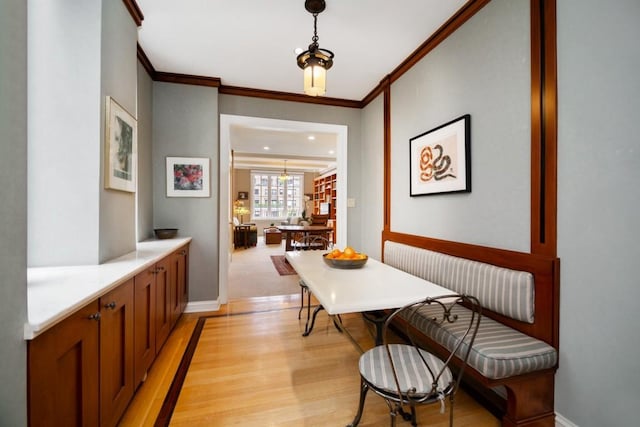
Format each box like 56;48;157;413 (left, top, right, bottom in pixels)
347;294;482;427
294;235;339;336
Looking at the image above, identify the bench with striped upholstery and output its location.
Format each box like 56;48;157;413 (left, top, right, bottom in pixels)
382;239;559;427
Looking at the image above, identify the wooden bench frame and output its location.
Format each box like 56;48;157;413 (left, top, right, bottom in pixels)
382;230;560;427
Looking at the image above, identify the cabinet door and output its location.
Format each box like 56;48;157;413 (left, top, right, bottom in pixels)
28;301;100;427
170;245;189;325
155;257;172;352
134;267;156;387
169;251;180;328
99;279;134;427
177;245;189;314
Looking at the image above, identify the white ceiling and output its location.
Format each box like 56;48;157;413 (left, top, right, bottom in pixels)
136;0;467;171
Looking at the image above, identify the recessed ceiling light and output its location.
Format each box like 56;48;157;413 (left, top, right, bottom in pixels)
263;146;270;150
294;47;303;55
308;135;315;141
328;150;335;154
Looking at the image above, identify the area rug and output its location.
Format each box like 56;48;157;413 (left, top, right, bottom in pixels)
270;255;297;276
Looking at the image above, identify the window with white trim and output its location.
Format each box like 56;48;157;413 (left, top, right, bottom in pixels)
250;171;304;221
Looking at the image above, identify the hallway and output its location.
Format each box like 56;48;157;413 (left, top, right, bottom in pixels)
228;236;300;299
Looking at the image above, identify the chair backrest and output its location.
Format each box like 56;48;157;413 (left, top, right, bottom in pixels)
384;294;482;404
294;234;332;251
310;214;329;225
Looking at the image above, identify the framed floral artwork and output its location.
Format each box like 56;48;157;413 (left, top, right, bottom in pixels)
409;114;471;196
105;96;137;192
166;157;210;197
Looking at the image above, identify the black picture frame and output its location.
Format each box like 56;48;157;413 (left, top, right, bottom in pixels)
409;114;471;196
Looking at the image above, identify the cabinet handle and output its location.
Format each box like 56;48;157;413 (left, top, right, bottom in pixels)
179;250;187;256
88;312;101;321
157;266;165;272
103;301;116;310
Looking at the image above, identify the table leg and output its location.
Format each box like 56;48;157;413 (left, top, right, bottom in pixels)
362;311;389;346
284;231;293;251
330;314;365;354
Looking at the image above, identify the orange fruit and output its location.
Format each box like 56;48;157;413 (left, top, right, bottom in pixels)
343;246;356;258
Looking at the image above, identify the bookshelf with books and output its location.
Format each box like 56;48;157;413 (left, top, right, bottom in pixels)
313;171;337;219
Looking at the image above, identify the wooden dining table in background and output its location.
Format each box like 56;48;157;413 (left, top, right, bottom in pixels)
276;225;334;251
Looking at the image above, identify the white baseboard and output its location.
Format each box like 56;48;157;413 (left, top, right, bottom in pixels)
184;300;220;313
555;412;579;427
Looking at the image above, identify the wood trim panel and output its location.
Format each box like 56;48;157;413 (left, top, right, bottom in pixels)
122;0;144;26
530;0;558;256
382;230;560;348
361;0;491;106
382;76;392;231
219;85;362;108
389;0;491;84
137;43;156;78
155;72;222;88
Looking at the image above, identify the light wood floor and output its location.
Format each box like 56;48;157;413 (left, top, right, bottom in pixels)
119;296;500;426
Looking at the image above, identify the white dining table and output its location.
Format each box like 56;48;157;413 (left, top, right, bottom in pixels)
285;250;452;351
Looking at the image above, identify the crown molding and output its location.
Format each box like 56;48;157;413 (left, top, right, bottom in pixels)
137;43;155;78
219;85;362;108
122;0;144;26
154;72;221;88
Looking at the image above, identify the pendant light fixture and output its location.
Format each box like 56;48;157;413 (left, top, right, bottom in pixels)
279;159;290;182
296;0;334;97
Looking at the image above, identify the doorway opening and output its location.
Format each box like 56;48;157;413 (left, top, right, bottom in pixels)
218;114;348;304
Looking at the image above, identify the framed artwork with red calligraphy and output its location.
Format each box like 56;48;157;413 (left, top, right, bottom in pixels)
409;114;470;196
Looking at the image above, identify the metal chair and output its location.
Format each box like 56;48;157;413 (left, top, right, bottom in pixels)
347;294;482;427
294;235;338;335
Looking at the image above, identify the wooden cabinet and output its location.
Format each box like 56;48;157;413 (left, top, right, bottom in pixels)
156;242;189;352
155;255;172;353
28;242;190;427
99;279;134;427
134;267;156;388
172;245;189;325
28;301;100;427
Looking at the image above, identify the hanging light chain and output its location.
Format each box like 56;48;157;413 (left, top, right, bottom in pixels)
312;13;319;45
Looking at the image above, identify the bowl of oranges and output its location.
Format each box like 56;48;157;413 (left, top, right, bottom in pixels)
323;246;368;269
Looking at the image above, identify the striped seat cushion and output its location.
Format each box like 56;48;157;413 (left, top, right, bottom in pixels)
384;241;535;323
359;344;453;396
409;305;557;380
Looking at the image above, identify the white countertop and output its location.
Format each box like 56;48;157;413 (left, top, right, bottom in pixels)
285;250;451;315
25;237;192;340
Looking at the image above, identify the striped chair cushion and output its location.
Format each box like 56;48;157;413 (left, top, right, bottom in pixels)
384;241;535;323
359;344;453;396
409;305;557;380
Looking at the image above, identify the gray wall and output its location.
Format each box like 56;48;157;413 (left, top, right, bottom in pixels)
555;0;640;425
153;82;219;302
27;0;138;266
220;95;363;250
137;63;154;241
390;0;531;253
359;95;385;260
0;0;28;424
98;0;138;261
27;0;103;266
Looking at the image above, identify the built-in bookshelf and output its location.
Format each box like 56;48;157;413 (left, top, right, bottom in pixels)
313;171;337;244
313;172;337;219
